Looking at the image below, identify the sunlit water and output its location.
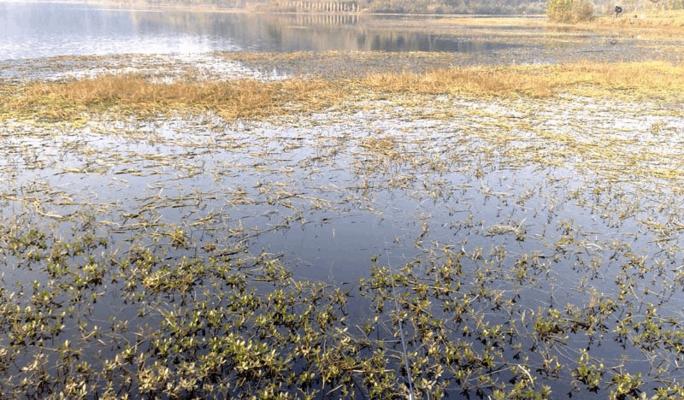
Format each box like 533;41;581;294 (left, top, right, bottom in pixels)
1;2;684;398
1;1;677;62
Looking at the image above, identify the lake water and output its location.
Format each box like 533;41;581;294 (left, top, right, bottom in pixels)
1;2;684;399
1;1;673;63
0;2;511;58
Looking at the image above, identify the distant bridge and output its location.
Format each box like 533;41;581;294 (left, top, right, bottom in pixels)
291;13;359;25
275;1;360;13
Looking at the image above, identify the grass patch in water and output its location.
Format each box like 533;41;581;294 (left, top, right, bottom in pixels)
0;76;339;122
2;61;683;123
361;61;684;99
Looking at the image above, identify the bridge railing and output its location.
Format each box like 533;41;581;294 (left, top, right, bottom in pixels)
274;1;360;13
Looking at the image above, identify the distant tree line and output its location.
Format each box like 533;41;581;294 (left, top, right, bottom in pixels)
111;0;683;15
360;0;683;15
359;0;546;14
121;0;545;14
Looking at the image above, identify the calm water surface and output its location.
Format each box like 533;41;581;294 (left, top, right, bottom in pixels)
1;2;683;398
0;1;640;61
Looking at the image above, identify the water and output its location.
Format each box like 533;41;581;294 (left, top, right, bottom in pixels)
3;1;681;83
1;2;684;398
0;1;667;62
1;95;682;398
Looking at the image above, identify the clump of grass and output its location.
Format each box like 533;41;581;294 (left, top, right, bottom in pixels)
1;75;340;122
359;136;401;159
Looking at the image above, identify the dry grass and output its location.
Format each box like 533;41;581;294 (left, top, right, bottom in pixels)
590;10;684;29
1;76;340;122
361;61;684;98
2;61;683;122
432;13;684;37
553;10;684;37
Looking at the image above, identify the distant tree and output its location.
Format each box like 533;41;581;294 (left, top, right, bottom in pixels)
362;0;547;14
547;0;594;22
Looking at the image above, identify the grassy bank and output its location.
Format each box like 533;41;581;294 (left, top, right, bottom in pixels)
429;13;684;37
557;10;684;37
590;10;684;29
2;61;683;122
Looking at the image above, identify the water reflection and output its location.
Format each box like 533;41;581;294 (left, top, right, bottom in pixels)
0;2;521;59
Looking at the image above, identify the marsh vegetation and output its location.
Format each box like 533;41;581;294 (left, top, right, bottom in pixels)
1;2;684;399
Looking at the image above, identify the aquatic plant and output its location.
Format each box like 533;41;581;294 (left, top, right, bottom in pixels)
0;52;682;399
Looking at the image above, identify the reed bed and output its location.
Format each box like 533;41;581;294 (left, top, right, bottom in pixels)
2;61;683;123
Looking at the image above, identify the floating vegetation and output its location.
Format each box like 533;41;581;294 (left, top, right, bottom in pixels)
0;55;683;398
